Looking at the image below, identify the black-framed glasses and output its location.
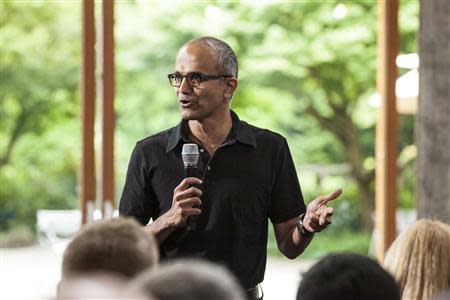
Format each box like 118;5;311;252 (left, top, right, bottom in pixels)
167;72;232;87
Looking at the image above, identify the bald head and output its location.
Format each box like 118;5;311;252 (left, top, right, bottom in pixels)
182;36;238;78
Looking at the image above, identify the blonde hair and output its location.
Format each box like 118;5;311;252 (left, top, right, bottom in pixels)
384;219;450;300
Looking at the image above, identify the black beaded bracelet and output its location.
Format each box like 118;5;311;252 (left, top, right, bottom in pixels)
297;214;314;238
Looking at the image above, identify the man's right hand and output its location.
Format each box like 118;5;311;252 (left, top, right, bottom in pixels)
144;177;202;244
165;177;203;228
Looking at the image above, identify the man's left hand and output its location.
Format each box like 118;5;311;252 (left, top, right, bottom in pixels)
303;188;343;233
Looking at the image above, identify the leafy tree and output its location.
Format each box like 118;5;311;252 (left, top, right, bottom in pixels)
1;2;80;228
231;1;379;230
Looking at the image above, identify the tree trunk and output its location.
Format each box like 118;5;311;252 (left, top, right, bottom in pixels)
417;0;450;222
340;118;374;231
0;107;27;168
304;104;375;231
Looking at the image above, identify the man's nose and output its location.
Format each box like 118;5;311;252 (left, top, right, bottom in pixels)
179;77;192;93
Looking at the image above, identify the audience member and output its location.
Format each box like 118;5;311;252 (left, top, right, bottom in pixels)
383;219;450;300
131;259;246;300
61;218;159;279
297;252;400;300
57;272;153;299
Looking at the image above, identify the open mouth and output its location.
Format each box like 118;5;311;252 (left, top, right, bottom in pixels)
179;99;195;108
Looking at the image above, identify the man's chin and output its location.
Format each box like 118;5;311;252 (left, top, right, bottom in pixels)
180;108;201;121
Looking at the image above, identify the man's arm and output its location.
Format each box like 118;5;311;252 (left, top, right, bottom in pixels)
274;189;343;259
144;177;203;244
273;217;313;259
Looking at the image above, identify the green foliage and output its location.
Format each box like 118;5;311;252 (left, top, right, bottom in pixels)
1;121;79;229
300;230;372;259
268;225;371;259
1;2;80;229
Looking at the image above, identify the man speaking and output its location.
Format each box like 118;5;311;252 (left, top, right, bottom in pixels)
119;36;342;300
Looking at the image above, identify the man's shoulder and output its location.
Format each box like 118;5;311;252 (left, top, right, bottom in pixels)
136;126;176;149
242;120;287;144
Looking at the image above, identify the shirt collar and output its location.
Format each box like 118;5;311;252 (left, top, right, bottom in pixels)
165;110;256;153
229;110;256;148
165;119;188;153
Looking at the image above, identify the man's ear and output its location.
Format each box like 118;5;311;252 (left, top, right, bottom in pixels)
224;78;238;100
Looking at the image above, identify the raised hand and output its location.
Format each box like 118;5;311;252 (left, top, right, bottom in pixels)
303;188;343;233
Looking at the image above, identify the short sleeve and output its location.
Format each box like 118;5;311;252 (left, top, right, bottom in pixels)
268;138;306;224
119;143;156;225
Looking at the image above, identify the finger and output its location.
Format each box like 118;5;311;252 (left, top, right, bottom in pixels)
175;186;202;200
319;215;329;226
309;201;329;216
178;197;202;208
174;177;203;193
317;188;343;206
319;207;334;225
320;207;334;219
182;207;202;216
319;215;325;226
313;204;326;216
306;215;322;232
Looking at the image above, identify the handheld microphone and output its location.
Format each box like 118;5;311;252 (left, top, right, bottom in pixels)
181;143;200;231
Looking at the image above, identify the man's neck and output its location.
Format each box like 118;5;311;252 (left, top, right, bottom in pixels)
188;111;232;155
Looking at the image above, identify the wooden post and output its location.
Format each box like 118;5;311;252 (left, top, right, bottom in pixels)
375;0;398;262
100;0;115;218
80;0;96;225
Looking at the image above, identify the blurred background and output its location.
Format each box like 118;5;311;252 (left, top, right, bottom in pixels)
1;0;420;298
0;0;426;300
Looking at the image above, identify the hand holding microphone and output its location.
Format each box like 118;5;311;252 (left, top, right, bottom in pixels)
169;177;202;229
164;144;202;231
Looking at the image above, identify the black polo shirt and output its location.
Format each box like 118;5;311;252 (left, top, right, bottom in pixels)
119;110;305;288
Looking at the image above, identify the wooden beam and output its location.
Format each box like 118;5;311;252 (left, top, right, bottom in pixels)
375;0;398;262
100;0;116;218
80;0;96;225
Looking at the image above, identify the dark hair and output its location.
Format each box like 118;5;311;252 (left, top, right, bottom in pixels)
62;218;158;279
187;36;238;78
297;253;400;300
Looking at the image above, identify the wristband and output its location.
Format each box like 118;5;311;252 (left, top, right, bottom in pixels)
297;213;314;238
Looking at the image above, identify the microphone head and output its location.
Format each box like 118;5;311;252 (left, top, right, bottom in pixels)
182;143;199;167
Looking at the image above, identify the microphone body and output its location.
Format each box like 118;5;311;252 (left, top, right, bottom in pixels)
184;165;197;178
181;144;200;231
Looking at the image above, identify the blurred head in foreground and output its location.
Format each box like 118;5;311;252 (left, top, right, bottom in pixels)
61;217;159;279
57;272;153;299
297;252;400;300
131;259;246;300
